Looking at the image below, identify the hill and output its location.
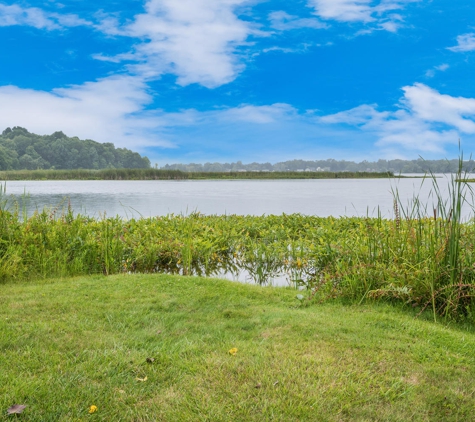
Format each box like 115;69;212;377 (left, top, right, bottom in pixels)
0;126;151;170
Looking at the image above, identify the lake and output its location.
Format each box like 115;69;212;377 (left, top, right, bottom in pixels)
2;176;473;219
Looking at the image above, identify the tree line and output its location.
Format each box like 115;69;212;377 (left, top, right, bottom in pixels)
0;127;151;171
162;158;475;174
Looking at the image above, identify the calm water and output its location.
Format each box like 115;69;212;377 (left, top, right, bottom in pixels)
2;176;473;219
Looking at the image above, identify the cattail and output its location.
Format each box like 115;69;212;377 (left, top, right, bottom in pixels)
394;199;400;230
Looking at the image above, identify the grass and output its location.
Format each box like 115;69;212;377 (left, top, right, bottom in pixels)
0;168;397;181
2;204;475;320
1;273;475;421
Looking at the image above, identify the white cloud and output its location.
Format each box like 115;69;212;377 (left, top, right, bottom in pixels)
0;76;299;157
436;64;450;72
269;11;327;30
448;33;475;52
308;0;375;23
97;0;261;88
216;103;298;123
307;0;418;31
402;84;475;133
0;3;90;30
148;103;299;127
425;63;449;78
1;1;261;88
321;83;475;153
0;76;174;150
5;78;470;161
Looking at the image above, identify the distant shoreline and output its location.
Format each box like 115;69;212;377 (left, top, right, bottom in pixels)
0;169;410;181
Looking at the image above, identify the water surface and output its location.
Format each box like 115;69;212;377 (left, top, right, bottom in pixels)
3;176;471;219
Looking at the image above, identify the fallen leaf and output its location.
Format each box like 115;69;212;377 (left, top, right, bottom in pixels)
228;347;238;356
136;376;148;382
7;405;26;415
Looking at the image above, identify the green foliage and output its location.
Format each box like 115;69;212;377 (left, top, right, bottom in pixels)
163;157;475;173
1;160;475;320
0;204;475;320
185;171;395;179
0;126;151;170
0;168;183;181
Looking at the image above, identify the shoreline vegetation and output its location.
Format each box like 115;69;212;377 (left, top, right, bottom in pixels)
1;164;475;322
0;168;400;180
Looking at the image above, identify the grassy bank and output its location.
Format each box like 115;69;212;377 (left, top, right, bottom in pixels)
0;168;396;180
2;274;475;421
2;206;475;321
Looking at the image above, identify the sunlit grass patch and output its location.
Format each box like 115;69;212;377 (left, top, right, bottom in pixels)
1;274;475;421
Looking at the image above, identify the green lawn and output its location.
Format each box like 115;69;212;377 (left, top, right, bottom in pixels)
1;274;475;421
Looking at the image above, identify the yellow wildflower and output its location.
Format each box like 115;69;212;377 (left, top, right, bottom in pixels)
228;347;238;355
88;405;98;414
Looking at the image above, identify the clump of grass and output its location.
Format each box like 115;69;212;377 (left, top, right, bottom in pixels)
302;157;475;321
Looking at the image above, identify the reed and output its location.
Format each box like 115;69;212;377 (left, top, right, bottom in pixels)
0;168;396;180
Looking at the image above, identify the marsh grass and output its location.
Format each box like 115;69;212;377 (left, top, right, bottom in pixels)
0;168;396;181
375;158;475;320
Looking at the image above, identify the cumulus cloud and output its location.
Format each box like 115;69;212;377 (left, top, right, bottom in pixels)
1;0;261;88
0;76;174;149
448;33;475;52
96;0;261;88
321;83;475;153
402;84;475;133
0;73;301;158
0;3;90;30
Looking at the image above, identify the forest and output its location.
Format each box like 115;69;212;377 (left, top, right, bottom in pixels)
163;157;475;173
0;127;151;170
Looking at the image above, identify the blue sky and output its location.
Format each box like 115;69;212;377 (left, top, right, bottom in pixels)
1;0;475;165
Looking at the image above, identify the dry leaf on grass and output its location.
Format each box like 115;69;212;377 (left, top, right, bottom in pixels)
7;405;27;414
228;347;238;355
136;376;148;382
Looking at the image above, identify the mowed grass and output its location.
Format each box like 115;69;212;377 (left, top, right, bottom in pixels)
1;274;475;421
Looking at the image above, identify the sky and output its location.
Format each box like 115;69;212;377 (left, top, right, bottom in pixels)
1;0;475;166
